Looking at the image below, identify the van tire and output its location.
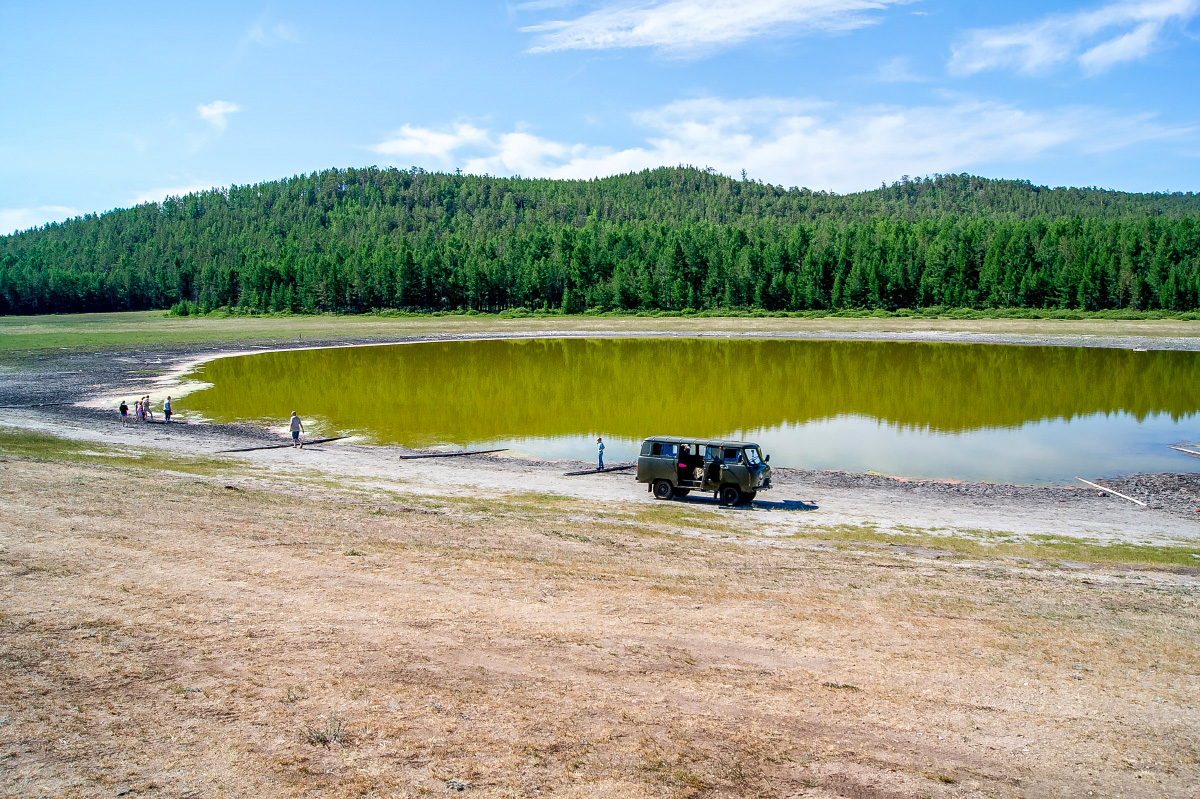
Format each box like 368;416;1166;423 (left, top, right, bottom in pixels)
672;487;691;498
653;480;674;500
718;485;740;506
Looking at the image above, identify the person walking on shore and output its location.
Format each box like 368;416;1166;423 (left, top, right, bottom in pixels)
290;411;305;448
143;396;154;422
597;436;605;470
163;396;172;423
119;400;128;425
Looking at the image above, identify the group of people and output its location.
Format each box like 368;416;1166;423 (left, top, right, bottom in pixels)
119;395;172;425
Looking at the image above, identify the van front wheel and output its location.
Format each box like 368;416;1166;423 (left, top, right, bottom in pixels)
653;480;674;500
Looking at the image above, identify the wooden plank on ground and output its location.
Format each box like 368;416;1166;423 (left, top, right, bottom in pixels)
563;464;636;476
219;436;346;453
0;402;71;409
1075;477;1147;507
399;448;508;460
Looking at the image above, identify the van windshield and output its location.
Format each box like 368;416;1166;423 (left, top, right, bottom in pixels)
745;448;762;466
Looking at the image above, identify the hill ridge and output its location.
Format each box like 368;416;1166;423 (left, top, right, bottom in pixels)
2;166;1198;315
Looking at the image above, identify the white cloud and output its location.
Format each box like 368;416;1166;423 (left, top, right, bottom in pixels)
370;97;1189;193
130;184;222;205
0;205;83;236
197;100;241;132
950;0;1200;76
522;0;913;54
372;123;492;161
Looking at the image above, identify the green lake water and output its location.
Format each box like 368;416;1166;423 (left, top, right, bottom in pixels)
181;337;1200;484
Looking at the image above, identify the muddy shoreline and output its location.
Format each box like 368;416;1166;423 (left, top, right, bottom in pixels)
4;328;1200;523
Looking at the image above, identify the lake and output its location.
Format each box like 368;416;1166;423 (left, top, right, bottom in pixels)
181;337;1200;484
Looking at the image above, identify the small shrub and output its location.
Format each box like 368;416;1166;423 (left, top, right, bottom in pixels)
302;713;348;746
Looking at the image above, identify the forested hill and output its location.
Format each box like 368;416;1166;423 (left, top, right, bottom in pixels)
2;166;1200;316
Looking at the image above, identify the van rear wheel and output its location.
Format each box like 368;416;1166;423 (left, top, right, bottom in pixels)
652;480;674;500
718;485;740;506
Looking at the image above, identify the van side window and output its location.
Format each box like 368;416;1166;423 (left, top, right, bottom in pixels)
723;448;741;463
705;446;717;460
653;442;677;458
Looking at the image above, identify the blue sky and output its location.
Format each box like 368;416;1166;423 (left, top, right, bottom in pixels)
2;0;1198;234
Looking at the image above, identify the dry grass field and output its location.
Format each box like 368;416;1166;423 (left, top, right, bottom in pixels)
3;448;1198;798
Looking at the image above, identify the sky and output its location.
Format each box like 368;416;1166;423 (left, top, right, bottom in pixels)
2;0;1198;235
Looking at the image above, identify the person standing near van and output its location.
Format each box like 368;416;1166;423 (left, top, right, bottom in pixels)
597;436;605;470
290;411;305;448
163;396;172;423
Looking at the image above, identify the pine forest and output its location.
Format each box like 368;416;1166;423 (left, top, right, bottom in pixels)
2;166;1200;316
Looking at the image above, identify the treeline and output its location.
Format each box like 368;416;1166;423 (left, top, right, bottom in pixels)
2;166;1199;316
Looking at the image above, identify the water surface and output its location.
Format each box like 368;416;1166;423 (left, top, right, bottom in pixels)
182;337;1200;483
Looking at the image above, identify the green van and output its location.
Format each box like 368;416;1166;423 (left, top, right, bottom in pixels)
637;436;772;506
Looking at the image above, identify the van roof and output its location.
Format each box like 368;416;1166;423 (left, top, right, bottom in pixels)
643;436;760;449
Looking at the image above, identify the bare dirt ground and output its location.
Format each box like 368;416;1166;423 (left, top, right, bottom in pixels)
2;454;1198;799
2;320;1200;798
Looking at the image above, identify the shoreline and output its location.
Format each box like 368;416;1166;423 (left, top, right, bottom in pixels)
6;326;1200;484
3;324;1200;543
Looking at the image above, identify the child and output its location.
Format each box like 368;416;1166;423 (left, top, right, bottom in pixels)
289;411;305;447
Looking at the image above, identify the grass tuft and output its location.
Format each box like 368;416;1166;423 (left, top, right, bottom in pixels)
301;713;348;747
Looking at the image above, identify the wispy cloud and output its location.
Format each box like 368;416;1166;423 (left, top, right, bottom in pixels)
233;10;300;62
950;0;1200;76
874;55;926;82
243;20;299;47
522;0;914;55
509;0;576;11
131;184;223;205
370;97;1190;192
197;100;241;132
1;205;83;236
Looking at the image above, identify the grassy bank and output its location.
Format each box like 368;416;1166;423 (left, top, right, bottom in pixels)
4;308;1200;356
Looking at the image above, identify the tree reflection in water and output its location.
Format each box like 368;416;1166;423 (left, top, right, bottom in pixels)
184;338;1200;482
